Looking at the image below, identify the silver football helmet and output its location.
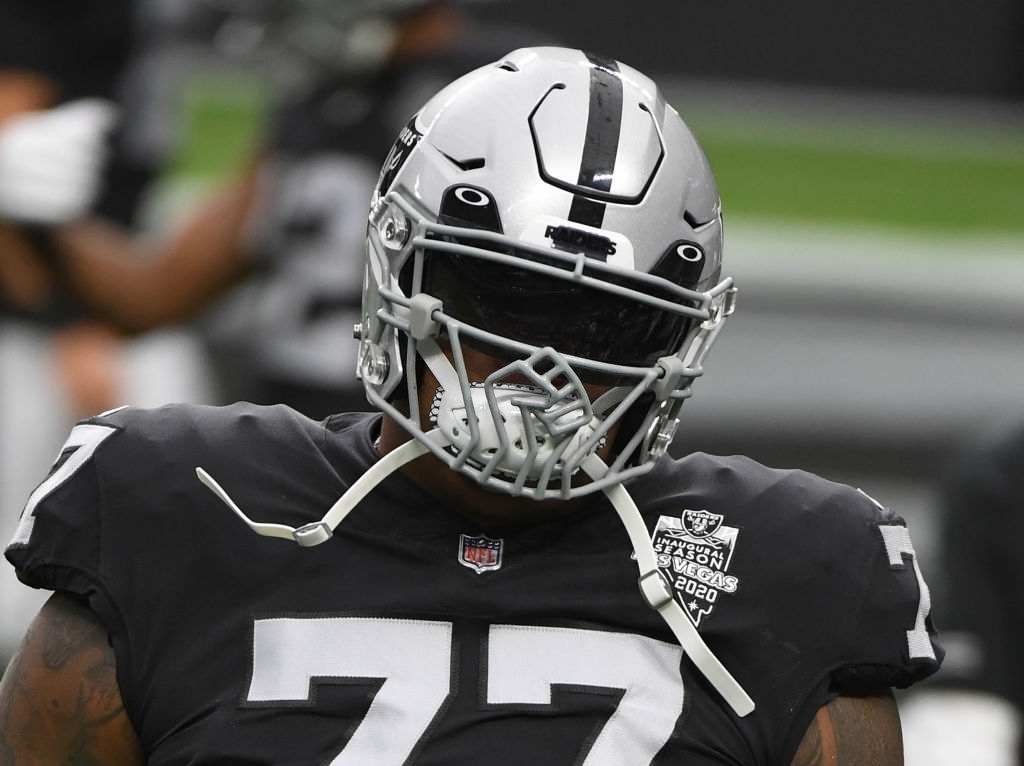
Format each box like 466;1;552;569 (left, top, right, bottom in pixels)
358;46;737;500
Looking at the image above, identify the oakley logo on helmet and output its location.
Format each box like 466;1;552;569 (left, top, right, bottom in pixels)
454;187;489;206
651;241;706;289
438;184;502;232
678;244;703;262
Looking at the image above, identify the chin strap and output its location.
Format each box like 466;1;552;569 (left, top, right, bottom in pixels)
580;453;756;718
196;428;754;717
196;430;445;547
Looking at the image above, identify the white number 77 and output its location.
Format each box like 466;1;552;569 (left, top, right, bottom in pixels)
248;618;684;765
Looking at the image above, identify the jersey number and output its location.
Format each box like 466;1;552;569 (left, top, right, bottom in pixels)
879;524;936;660
247;618;685;765
10;423;118;548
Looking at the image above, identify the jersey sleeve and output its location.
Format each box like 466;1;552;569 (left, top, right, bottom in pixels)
4;416;122;599
767;479;944;763
4;413;138;716
832;492;944;694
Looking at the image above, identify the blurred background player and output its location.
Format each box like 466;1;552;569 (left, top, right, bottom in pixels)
0;0;202;662
51;0;539;419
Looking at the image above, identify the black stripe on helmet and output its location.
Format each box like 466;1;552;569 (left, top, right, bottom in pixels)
568;51;623;229
568;196;607;229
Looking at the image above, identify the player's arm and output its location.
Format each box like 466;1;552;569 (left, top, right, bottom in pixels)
0;592;144;765
0;63;257;331
791;693;901;766
54;163;262;333
0;71;55;121
0;71;57;312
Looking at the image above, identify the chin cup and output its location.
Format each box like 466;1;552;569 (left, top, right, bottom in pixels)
430;347;601;485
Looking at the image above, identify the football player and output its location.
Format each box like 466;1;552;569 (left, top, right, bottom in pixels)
0;0;177;349
1;48;941;764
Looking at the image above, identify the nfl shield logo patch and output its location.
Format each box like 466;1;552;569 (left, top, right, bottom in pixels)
458;534;504;574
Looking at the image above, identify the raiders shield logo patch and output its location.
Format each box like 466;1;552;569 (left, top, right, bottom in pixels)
651;511;741;626
458;534;503;574
681;509;723;538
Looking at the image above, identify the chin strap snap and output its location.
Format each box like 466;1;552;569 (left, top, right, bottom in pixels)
196;430;445;548
580;453;756;718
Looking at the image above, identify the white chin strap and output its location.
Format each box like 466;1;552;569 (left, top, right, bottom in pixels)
195;430;443;548
580;453;755;717
196;429;755;717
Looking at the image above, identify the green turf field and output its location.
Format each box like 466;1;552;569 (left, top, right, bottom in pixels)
171;77;1024;237
691;115;1024;235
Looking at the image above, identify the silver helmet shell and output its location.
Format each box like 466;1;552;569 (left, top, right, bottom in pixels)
360;47;736;499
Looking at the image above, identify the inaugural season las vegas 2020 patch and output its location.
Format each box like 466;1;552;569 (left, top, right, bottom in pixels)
650;510;741;626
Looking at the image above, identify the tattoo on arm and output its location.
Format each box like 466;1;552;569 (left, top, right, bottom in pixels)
792;692;903;766
0;592;143;765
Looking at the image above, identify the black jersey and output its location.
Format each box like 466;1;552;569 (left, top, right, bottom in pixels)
6;404;941;765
